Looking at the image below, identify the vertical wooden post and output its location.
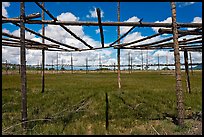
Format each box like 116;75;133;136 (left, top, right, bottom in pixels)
141;50;143;70
146;50;148;70
20;2;27;130
128;52;130;74
189;52;193;75
6;60;8;75
171;2;184;127
19;64;20;74
184;48;191;93
41;2;45;93
117;2;121;89
114;63;116;73
86;57;88;74
57;52;58;73
71;53;73;74
157;54;160;70
52;59;54;74
62;58;64;73
105;92;109;131
131;55;133;73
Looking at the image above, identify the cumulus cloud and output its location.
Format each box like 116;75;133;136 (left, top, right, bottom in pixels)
152;17;172;33
86;7;104;18
176;2;196;8
2;2;10;17
120;16;140;35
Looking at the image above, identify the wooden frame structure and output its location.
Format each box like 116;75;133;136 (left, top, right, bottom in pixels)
2;2;202;129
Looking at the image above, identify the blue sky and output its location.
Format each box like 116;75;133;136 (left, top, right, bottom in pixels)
2;2;202;69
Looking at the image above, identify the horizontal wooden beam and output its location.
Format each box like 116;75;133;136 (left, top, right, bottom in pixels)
2;32;60;48
114;32;162;48
158;28;202;35
2;18;202;28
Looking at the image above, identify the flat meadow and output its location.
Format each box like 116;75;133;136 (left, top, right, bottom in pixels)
2;70;202;135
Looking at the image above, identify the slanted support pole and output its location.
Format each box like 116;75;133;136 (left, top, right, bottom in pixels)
171;2;184;127
96;8;104;48
20;2;27;130
117;2;121;89
41;2;45;93
184;48;191;93
189;52;193;75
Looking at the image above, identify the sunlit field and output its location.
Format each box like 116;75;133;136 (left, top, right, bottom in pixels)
2;70;202;135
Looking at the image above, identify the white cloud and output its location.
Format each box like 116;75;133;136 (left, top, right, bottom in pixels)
192;17;202;23
187;16;202;30
176;2;196;8
120;16;140;35
152;17;172;33
95;28;106;34
2;2;10;17
86;7;104;18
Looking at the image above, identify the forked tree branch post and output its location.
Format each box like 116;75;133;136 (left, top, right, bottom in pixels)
171;2;185;127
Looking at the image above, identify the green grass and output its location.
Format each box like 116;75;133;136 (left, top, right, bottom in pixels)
2;70;202;135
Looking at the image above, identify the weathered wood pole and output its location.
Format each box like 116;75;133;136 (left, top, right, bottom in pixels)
20;2;27;129
6;60;8;75
86;57;88;74
57;52;58;73
157;54;160;70
141;50;143;70
114;63;116;73
117;2;121;89
189;52;193;75
146;50;148;70
52;59;54;74
131;55;133;73
128;52;131;74
184;48;191;93
105;92;109;130
41;2;45;93
71;53;73;74
171;2;185;127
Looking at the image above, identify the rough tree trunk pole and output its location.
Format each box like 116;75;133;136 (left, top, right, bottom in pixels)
158;54;160;70
6;60;8;75
184;48;191;93
20;2;27;130
41;2;45;93
141;50;143;70
189;52;193;75
117;2;121;89
171;2;185;127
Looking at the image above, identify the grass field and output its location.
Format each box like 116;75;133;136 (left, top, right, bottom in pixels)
2;70;202;135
